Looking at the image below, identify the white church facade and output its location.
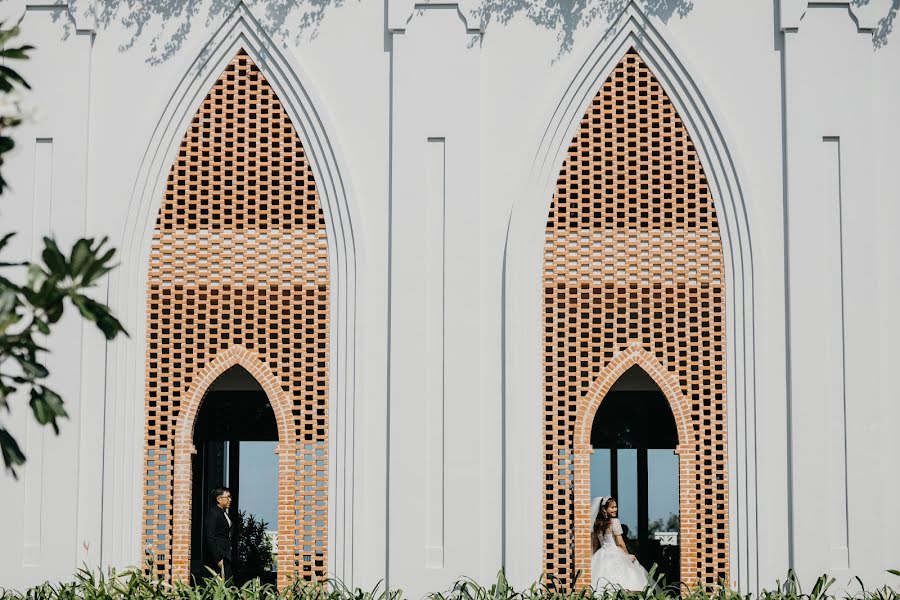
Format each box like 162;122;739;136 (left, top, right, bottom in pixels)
0;0;899;595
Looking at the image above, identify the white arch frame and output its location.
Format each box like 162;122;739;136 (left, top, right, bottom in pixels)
501;1;758;590
104;2;360;583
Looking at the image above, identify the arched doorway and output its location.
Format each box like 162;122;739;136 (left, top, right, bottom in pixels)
190;366;278;585
589;366;680;585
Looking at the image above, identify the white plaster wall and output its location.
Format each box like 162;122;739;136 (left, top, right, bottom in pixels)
872;15;900;583
0;2;97;587
0;0;897;594
781;1;895;586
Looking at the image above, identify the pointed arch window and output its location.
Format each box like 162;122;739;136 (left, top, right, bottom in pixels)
143;51;330;586
541;48;728;588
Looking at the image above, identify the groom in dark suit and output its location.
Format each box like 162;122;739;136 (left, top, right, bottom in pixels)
204;487;234;580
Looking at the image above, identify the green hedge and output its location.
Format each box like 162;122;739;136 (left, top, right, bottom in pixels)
2;568;899;600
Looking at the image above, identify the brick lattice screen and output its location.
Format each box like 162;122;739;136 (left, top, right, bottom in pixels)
144;51;330;584
541;49;728;588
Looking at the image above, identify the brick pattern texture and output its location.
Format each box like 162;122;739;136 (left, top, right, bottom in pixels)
143;51;330;586
541;49;728;589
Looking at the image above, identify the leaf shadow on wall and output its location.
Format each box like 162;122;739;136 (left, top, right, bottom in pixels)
471;0;693;55
51;0;361;65
854;0;900;47
45;0;898;65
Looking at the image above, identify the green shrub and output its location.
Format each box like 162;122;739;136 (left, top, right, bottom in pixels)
237;510;276;574
1;567;897;600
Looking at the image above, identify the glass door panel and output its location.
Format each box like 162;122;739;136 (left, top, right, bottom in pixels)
590;448;611;498
647;449;679;533
238;441;278;576
616;449;638;539
647;449;679;585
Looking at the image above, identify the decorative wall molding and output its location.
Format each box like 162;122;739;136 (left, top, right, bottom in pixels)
780;0;887;32
2;1;97;34
388;0;483;32
108;0;359;582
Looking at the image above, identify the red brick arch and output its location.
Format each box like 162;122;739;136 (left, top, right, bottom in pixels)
571;343;698;586
171;345;297;584
575;343;693;453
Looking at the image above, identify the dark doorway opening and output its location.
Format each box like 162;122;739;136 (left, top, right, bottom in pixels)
590;366;680;586
190;366;279;586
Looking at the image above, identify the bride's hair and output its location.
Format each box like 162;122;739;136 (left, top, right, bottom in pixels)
591;496;616;553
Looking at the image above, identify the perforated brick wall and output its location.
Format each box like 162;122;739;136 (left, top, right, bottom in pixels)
143;51;330;586
541;49;728;589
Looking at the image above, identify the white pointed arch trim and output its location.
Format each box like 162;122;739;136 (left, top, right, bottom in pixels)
502;1;758;590
106;2;359;583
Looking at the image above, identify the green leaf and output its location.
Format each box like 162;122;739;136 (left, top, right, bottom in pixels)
0;64;30;90
0;391;11;413
69;238;93;279
889;569;900;577
0;282;22;311
29;386;67;432
16;355;48;379
0;135;15;155
73;294;127;340
82;264;113;288
0;311;22;335
0;25;23;47
25;278;66;323
26;262;48;290
0;232;15;252
80;245;117;286
41;238;67;277
44;296;65;323
0;427;26;475
0;45;35;60
33;316;49;335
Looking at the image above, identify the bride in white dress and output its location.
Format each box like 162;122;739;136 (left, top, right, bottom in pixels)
590;496;652;592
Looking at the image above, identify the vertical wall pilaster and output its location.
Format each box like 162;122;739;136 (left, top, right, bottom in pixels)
782;3;883;583
387;5;490;595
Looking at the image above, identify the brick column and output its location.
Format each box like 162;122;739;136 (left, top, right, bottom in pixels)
572;446;593;588
276;440;297;589
677;445;698;589
171;443;195;583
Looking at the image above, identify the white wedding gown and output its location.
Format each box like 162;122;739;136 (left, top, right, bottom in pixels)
591;518;651;591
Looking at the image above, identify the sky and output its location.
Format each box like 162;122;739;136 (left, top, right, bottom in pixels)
590;449;679;535
238;441;279;529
